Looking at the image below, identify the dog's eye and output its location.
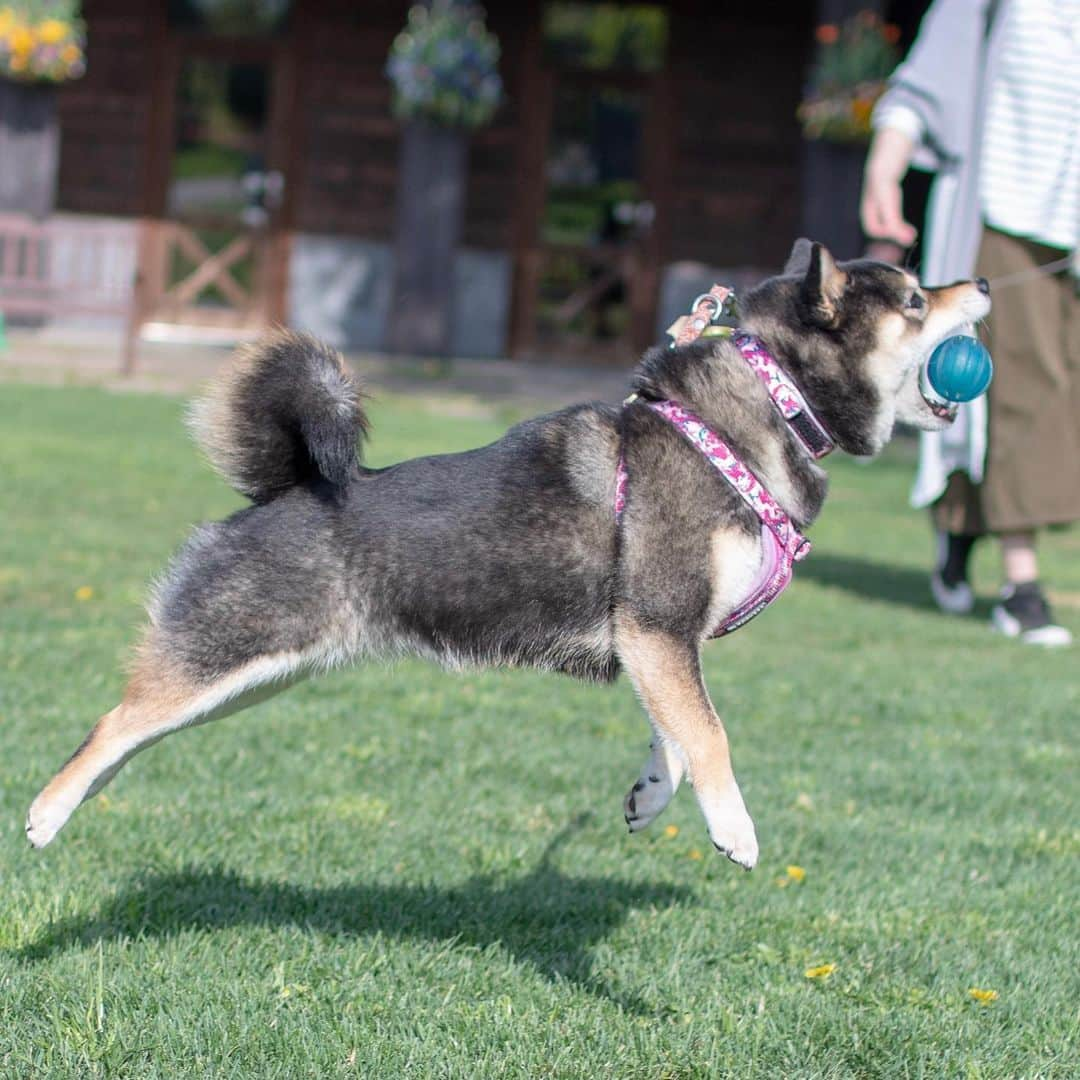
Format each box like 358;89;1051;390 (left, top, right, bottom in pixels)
905;292;925;311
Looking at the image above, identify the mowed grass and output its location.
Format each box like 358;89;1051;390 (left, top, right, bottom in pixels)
1;380;1078;1079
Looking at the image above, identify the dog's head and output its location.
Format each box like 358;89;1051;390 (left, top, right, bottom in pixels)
740;239;992;456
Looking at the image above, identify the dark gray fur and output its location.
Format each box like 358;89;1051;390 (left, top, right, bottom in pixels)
149;246;930;688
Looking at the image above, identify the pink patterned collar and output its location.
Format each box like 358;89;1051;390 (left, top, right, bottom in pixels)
614;399;811;637
668;284;834;461
731;332;834;460
612;294;828;637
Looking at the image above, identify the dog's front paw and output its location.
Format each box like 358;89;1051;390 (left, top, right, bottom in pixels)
710;825;759;870
623;771;676;833
702;786;759;870
25;792;71;849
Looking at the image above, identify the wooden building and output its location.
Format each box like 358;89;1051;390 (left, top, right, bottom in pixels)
49;0;822;360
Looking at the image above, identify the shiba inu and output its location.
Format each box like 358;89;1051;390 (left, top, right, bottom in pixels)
26;240;990;868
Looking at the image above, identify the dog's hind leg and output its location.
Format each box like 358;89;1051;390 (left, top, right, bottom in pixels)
25;636;306;848
616;615;758;869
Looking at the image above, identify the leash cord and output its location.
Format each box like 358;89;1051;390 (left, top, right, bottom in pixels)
986;255;1074;289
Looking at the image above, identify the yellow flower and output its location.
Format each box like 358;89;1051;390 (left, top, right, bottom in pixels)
74;585;94;601
804;963;836;980
786;865;806;883
688;848;703;860
10;25;33;53
0;11;14;34
663;824;679;838
60;42;80;64
9;52;27;71
968;988;999;1004
36;18;68;45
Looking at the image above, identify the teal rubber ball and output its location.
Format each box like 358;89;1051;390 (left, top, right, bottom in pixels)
925;336;993;402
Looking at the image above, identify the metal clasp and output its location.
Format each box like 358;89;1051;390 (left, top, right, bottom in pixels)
688;292;725;323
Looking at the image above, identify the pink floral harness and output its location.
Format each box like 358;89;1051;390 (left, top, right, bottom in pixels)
614;295;834;637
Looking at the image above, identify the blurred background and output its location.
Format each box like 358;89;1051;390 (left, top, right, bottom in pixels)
1;0;935;375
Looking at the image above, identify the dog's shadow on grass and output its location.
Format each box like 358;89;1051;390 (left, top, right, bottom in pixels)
799;552;993;618
16;819;690;1013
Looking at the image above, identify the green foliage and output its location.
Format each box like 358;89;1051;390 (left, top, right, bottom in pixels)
807;11;900;92
543;3;668;73
1;383;1077;1077
168;0;291;34
799;11;902;144
1;0;81;20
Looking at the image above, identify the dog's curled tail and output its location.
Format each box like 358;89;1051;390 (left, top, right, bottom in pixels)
188;329;369;503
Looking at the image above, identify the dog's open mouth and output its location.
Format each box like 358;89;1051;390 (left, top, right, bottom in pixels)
924;395;958;421
917;359;958;422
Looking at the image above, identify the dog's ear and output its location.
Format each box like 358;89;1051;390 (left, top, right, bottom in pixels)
784;238;815;277
798;242;845;327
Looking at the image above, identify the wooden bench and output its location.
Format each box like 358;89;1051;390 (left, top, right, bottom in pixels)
0;212;143;373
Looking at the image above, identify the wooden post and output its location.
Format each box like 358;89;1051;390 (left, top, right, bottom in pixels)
385;120;468;357
121;218;157;377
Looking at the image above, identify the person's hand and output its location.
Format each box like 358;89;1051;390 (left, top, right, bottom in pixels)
861;128;918;246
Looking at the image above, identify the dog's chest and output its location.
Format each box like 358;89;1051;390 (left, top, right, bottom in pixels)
704;526;766;639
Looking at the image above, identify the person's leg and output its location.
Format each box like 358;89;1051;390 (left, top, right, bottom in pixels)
929;472;986;613
1000;531;1038;585
978;228;1077;645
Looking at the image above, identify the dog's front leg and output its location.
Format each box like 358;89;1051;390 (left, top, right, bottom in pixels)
616;616;758;869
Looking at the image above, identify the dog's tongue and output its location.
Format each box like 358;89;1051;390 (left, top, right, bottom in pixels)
928;399;958;420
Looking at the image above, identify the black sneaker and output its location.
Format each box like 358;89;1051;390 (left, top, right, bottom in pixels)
930;531;976;615
991;581;1073;647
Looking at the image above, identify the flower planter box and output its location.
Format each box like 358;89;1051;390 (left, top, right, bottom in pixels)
0;77;59;218
385;121;468;357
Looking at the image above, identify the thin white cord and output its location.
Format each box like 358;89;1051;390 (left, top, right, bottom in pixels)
987;255;1074;289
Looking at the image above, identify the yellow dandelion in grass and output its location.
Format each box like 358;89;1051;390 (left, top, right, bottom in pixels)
804;963;836;980
775;864;806;887
968;988;999;1005
74;585;94;601
688;848;703;861
663;824;679;838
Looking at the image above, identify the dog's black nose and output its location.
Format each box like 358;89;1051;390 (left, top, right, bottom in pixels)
976;277;991;294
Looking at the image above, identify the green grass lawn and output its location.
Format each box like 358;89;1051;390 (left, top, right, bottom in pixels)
2;382;1077;1078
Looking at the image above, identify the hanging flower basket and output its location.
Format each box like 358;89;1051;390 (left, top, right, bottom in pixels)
386;2;503;131
798;10;900;144
0;1;86;84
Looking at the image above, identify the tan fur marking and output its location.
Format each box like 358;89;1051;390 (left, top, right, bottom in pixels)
617;621;733;789
615;614;758;866
25;632;312;848
705;526;765;641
